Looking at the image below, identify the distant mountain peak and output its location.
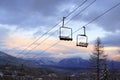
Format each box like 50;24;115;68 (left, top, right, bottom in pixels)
0;51;11;57
58;57;89;68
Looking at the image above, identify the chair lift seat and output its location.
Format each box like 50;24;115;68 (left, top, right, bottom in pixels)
59;36;72;41
77;42;88;47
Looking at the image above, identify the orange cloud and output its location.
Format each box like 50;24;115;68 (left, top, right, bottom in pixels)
103;46;120;61
104;47;119;51
107;53;120;61
4;35;92;58
4;35;120;61
5;36;36;50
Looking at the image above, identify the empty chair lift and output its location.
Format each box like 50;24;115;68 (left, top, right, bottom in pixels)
76;26;88;47
59;17;73;41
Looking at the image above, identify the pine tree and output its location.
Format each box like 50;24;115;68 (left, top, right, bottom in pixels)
89;37;107;80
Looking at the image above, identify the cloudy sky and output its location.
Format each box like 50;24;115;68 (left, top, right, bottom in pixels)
0;0;120;61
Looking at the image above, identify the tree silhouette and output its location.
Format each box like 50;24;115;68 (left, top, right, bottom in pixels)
90;37;108;80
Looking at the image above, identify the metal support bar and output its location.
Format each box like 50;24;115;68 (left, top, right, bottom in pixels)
83;26;86;36
62;17;66;27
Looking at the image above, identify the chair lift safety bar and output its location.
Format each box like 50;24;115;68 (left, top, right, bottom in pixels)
59;17;73;41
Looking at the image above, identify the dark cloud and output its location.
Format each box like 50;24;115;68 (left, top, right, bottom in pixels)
97;6;120;32
0;0;79;29
0;0;120;31
0;0;120;48
102;32;120;47
73;0;120;32
32;0;62;16
75;0;120;47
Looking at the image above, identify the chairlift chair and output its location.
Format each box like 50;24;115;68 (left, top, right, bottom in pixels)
59;17;73;41
59;27;72;41
76;34;88;47
76;26;88;47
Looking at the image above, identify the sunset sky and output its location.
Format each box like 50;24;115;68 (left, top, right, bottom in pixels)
0;0;120;61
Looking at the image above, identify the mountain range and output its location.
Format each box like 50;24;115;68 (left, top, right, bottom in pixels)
0;51;120;70
0;51;39;67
